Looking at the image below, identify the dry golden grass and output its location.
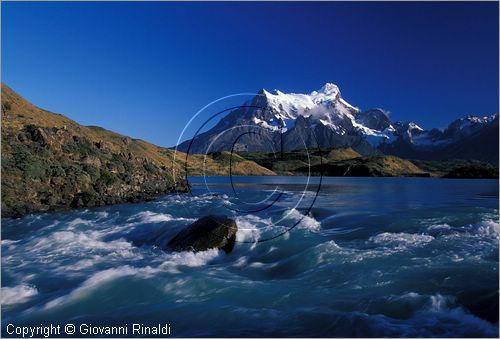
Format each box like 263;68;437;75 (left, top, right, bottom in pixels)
1;84;276;177
185;153;275;176
377;155;426;175
327;147;361;161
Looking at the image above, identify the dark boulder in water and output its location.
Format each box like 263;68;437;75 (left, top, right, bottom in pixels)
458;290;499;324
168;215;238;253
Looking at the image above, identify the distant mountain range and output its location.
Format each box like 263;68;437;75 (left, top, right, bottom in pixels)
176;83;498;164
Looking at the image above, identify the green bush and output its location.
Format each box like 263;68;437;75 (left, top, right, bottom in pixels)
143;162;158;173
2;101;12;112
63;136;97;155
24;159;48;179
98;170;118;185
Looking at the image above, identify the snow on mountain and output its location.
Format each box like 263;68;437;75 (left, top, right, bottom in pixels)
260;83;358;121
443;114;497;138
401;114;498;147
176;83;498;160
255;83;399;146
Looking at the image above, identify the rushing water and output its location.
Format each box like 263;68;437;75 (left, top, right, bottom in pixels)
1;177;499;337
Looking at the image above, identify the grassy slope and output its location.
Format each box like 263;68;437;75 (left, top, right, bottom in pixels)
241;148;429;177
1;84;274;217
1;85;274;176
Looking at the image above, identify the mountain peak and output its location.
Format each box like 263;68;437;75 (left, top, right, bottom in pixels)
259;83;341;100
317;83;340;96
256;83;351;120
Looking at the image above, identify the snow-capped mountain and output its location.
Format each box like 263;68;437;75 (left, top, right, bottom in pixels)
380;114;499;164
248;83;402;146
176;83;498;163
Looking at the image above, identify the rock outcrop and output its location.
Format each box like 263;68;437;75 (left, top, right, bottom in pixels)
168;215;238;253
1;84;191;217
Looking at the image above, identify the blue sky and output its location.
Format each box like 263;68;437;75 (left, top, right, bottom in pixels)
2;1;498;147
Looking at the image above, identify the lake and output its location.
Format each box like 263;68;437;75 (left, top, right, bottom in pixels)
1;177;498;337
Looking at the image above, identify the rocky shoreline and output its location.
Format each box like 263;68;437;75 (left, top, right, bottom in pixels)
1;120;191;218
1;85;192;218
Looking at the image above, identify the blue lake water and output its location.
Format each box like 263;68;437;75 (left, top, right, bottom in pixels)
1;177;499;337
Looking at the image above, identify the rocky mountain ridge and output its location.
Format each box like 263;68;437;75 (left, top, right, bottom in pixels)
176;83;498;164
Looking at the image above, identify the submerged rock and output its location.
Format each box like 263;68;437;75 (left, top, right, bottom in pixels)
168;215;238;253
459;290;499;324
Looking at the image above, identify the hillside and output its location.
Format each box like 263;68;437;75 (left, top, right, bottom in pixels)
242;148;429;177
326;147;361;161
305;155;430;177
1;85;275;217
187;152;276;176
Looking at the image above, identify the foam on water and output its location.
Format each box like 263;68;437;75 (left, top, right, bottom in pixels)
235;215;266;243
427;223;452;231
43;266;143;310
369;232;435;249
283;208;321;231
1;284;38;305
1;177;498;337
44;247;222;310
128;211;174;223
476;218;499;237
29;230;135;257
315;239;392;266
158;248;222;273
1;239;20;248
67;217;94;228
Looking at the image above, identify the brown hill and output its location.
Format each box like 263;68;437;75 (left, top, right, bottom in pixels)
327;147;361;161
1;84;275;217
304;155;430;177
242;148;428;177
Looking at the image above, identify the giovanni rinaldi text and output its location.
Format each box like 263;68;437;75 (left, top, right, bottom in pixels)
5;323;172;337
